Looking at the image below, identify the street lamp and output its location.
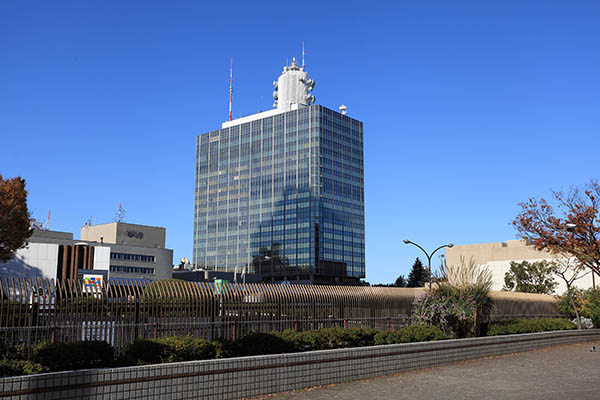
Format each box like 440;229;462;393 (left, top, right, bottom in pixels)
403;239;454;286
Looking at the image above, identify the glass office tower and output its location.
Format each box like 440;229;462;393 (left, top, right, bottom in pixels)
194;63;364;284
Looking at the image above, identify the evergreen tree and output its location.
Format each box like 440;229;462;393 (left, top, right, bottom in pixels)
394;275;407;287
406;258;429;287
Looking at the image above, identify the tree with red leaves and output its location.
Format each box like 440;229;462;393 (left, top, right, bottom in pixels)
512;180;600;279
0;175;33;262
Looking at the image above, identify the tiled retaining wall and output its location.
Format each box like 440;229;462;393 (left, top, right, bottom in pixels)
2;329;599;400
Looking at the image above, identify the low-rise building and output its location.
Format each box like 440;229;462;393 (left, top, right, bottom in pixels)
81;222;172;280
445;240;595;294
0;222;173;281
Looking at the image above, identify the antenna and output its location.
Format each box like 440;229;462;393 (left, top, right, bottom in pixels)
116;202;125;223
45;210;51;230
302;41;305;67
228;58;233;121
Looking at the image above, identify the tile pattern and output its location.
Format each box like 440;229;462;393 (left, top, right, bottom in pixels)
1;330;598;400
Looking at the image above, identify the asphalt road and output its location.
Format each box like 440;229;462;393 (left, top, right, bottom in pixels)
257;341;600;400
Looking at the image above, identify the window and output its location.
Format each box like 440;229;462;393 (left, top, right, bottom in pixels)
110;265;155;275
110;253;156;263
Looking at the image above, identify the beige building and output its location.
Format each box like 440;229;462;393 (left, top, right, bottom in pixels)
81;222;173;280
1;222;173;282
446;240;595;294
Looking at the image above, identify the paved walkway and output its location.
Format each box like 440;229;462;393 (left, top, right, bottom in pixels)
259;341;600;400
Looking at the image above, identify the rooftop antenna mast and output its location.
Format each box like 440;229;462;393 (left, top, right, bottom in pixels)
116;202;125;223
45;210;50;230
302;42;305;67
228;58;233;121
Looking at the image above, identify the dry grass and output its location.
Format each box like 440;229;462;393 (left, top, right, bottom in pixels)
438;256;493;291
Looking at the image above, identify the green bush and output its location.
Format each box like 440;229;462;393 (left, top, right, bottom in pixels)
0;358;46;377
0;343;25;360
276;329;319;352
122;336;216;365
120;338;165;366
487;318;576;336
32;341;114;372
212;338;238;359
400;324;448;342
373;330;403;345
556;288;600;328
373;324;447;345
313;327;377;350
236;332;294;356
156;336;216;363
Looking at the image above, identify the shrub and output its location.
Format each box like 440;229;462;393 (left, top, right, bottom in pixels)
373;324;447;345
212;338;238;359
236;332;294;356
373;330;403;345
32;341;114;372
412;291;476;338
556;288;600;328
121;338;166;366
0;358;46;377
156;336;216;363
0;343;25;360
399;324;448;342
487;318;576;336
122;336;216;365
317;327;377;349
412;257;493;338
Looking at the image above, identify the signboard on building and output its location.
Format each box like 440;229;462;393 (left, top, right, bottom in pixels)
83;274;104;294
214;279;229;295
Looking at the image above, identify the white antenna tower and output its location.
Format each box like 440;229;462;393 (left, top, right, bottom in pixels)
302;41;305;67
45;210;51;230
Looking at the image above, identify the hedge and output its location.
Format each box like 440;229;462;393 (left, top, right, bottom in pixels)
487;318;576;336
31;341;114;372
2;319;577;377
121;336;216;366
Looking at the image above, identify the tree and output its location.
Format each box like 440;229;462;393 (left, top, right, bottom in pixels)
503;260;558;294
512;180;600;278
0;175;33;262
394;275;407;287
406;258;430;288
553;255;589;329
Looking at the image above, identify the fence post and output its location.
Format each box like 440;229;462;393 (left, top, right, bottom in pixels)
344;319;348;329
232;320;237;341
50;326;55;343
386;317;390;331
294;320;298;331
153;321;158;339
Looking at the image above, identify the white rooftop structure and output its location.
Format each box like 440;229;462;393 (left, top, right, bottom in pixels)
222;58;316;129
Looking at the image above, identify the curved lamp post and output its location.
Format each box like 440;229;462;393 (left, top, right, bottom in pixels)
403;240;454;286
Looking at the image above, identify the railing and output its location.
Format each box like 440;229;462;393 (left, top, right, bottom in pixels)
0;277;561;354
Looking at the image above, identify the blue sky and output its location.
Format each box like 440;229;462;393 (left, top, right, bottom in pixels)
1;1;599;284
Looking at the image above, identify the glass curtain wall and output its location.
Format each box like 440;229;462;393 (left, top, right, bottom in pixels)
193;105;364;282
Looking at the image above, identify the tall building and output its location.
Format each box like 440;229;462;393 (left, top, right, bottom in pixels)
193;59;365;284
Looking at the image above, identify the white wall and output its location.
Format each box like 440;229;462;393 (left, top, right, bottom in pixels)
93;246;111;272
0;243;59;279
485;257;595;294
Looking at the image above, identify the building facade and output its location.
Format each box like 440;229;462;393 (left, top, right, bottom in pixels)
81;222;173;280
193;61;365;284
0;223;173;281
446;240;595;294
0;229;110;281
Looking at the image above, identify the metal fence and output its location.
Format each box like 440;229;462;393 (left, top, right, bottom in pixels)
0;277;561;354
